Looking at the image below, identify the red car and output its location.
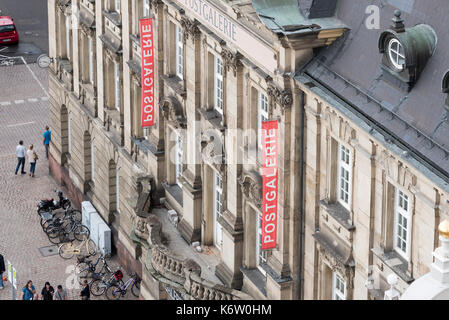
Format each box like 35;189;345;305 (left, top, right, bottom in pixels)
0;16;18;44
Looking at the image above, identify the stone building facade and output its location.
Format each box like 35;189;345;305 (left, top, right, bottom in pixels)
295;0;449;300
47;0;345;300
47;0;449;300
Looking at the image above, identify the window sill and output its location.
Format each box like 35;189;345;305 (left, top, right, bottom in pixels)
319;199;355;231
103;10;122;27
371;246;414;283
161;74;186;98
198;108;226;132
240;266;267;297
162;182;183;207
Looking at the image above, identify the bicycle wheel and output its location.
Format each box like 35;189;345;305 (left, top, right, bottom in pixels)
90;279;108;296
68;209;82;223
59;242;74;259
85;239;97;256
58;231;74;243
47;227;63;245
105;285;121;300
131;281;140;298
74;225;90;242
76;263;91;285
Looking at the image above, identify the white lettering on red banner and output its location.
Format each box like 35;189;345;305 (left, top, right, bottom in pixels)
140;18;155;127
261;120;278;250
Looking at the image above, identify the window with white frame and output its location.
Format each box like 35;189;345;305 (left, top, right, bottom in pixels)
213;171;223;248
337;143;352;209
143;0;150;17
257;91;269;149
256;212;267;274
214;56;224;114
114;0;120;13
88;37;94;84
388;38;405;71
116;168;120;213
175;25;183;79
394;189;411;258
91;139;95;182
65;15;71;59
175;133;183;188
332;272;346;300
114;62;120;110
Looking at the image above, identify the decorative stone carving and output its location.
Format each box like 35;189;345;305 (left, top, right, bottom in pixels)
200;134;225;176
267;82;293;115
80;23;94;38
221;48;243;77
160;96;186;129
238;171;262;208
135;216;149;239
180;17;201;41
378;150;417;188
318;245;355;290
324;107;356;144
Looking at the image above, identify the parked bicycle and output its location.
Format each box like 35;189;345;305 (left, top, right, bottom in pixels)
76;253;113;285
58;235;96;259
90;269;124;296
40;207;82;231
45;213;89;244
105;273;140;300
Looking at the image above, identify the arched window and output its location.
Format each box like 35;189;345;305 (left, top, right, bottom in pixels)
387;38;405;71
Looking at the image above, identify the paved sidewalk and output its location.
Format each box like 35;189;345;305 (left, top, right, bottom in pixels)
0;64;136;300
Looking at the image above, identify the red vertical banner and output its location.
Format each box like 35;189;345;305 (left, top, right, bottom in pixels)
261;120;278;250
140;18;155;127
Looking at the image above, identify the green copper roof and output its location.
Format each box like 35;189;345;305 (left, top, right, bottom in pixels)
250;0;346;35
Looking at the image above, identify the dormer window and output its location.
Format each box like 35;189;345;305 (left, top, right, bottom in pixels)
387;38;405;71
378;10;436;91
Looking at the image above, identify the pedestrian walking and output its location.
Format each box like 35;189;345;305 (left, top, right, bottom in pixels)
27;145;38;177
80;280;90;300
15;140;26;175
43;125;51;159
53;285;68;300
41;282;54;300
20;280;38;300
0;253;5;290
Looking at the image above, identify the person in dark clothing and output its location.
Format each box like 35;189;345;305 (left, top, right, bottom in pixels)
80;280;90;300
0;254;5;289
41;282;54;300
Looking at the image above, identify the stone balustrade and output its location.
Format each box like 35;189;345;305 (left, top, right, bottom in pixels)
132;214;252;300
185;270;253;300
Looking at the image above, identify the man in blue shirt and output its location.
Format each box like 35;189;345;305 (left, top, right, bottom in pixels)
43;126;51;159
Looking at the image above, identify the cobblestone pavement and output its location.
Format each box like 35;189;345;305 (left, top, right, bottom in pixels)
0;63;136;300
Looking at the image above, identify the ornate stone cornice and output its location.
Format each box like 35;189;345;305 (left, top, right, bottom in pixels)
221;48;243;77
267;82;293;115
180;17;201;42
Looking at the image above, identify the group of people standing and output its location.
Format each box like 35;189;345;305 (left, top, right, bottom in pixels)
20;280;69;300
1;253;90;300
14;126;51;177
